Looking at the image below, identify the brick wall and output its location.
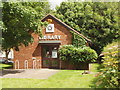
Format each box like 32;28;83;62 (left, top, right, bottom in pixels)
13;33;42;69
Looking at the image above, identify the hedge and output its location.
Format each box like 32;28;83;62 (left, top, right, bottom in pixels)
58;45;98;64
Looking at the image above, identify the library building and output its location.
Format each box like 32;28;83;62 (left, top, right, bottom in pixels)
13;14;91;70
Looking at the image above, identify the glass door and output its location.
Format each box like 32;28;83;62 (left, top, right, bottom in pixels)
41;45;59;69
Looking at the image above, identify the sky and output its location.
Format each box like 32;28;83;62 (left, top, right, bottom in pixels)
49;0;66;10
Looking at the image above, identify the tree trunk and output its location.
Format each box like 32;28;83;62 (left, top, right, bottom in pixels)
5;49;10;59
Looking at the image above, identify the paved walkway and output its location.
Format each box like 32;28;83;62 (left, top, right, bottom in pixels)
1;69;59;79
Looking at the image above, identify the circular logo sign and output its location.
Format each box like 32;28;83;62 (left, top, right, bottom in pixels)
47;25;52;30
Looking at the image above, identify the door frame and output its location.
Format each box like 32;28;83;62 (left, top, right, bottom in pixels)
41;44;60;69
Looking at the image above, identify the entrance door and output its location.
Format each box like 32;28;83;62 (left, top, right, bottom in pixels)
41;45;59;69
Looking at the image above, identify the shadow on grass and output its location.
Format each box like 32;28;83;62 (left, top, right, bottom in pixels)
1;69;25;76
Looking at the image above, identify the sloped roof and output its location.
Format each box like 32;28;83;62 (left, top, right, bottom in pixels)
41;14;91;42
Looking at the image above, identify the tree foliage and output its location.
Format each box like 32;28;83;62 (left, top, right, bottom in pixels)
2;2;50;58
71;31;87;48
55;2;119;54
91;41;120;88
58;45;98;64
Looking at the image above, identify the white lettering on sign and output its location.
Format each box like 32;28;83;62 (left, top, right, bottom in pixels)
39;35;61;40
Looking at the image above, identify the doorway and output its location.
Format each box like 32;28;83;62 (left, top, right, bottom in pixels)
41;44;60;69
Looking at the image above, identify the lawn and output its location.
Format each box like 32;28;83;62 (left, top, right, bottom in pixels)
1;63;99;88
0;64;12;69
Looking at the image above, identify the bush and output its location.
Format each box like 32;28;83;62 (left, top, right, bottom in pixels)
92;41;120;88
58;45;98;64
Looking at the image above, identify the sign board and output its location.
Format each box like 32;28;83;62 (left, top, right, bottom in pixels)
52;50;57;58
46;24;54;32
39;35;61;40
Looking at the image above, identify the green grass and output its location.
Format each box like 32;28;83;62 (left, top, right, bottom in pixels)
2;63;99;88
0;64;12;69
89;63;99;72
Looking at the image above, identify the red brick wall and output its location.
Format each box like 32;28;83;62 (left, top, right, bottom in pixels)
13;17;72;69
13;33;42;69
41;17;72;45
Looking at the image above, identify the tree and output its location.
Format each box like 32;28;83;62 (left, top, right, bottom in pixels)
2;2;50;58
55;2;119;54
91;40;119;88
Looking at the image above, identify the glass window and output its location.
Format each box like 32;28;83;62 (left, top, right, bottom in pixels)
42;46;51;58
42;45;58;58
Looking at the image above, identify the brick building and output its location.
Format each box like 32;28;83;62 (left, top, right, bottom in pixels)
13;14;91;70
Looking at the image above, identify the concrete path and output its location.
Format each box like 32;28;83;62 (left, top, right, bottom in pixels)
1;69;59;79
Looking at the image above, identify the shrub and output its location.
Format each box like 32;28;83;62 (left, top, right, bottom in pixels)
92;41;120;88
58;45;98;64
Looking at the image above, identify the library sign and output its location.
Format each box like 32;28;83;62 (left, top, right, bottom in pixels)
39;35;61;40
